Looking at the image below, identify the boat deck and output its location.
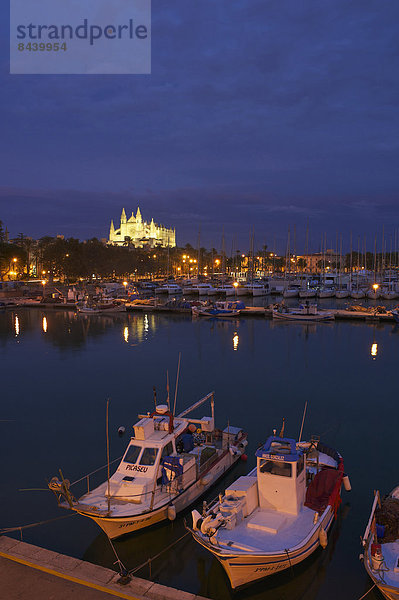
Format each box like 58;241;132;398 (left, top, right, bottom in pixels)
215;505;317;554
379;541;399;588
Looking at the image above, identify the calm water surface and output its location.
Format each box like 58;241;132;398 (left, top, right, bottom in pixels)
1;306;397;600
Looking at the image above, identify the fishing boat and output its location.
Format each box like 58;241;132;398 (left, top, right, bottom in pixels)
361;488;399;600
192;301;243;318
48;392;247;539
272;303;334;322
188;432;348;590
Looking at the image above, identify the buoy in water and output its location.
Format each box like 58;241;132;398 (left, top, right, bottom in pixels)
343;474;352;491
241;454;248;462
167;504;176;521
118;426;126;437
319;527;328;548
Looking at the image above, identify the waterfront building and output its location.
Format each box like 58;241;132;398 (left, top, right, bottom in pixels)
108;208;176;248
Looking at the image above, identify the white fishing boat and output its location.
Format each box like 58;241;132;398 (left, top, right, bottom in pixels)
272;303;334;322
361;488;399;600
298;288;317;298
189;433;347;590
49;393;247;540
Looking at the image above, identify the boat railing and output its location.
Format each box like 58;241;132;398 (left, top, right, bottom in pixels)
362;490;381;547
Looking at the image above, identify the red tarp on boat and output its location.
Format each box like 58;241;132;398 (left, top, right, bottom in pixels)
304;469;342;513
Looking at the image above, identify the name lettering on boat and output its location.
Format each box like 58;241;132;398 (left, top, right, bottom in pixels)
126;465;149;473
264;453;285;461
254;565;283;573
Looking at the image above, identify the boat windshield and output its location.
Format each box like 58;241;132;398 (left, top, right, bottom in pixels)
140;447;159;466
123;444;142;464
259;459;292;478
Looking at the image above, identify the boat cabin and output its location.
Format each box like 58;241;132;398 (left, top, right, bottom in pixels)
107;405;215;503
255;436;306;516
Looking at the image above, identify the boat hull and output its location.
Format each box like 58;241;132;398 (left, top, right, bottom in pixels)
76;449;241;539
272;310;334;322
363;547;399;600
195;508;334;589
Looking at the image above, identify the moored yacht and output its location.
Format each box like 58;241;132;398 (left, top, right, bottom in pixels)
155;283;183;295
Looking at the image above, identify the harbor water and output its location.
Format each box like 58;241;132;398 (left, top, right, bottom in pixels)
1;305;397;600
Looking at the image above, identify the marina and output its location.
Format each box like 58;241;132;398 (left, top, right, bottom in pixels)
1;306;397;600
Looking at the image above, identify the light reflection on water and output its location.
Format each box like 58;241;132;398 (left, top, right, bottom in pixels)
0;308;394;600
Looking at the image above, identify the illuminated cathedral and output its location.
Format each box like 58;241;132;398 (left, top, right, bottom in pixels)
108;207;176;248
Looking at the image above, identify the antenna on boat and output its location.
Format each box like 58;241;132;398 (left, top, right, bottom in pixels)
278;418;285;438
106;398;111;515
153;386;157;410
166;370;170;412
173;352;181;416
298;400;308;443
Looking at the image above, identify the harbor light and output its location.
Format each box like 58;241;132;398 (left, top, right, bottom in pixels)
123;281;128;288
12;257;17;263
372;284;379;291
371;343;378;359
233;282;238;288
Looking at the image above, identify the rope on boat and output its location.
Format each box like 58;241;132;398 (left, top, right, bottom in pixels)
0;514;76;540
129;531;190;577
284;548;294;577
355;583;376;600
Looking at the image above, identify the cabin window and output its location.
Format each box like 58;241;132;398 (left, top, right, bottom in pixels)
122;476;135;482
123;444;141;464
297;455;304;475
162;442;174;459
140;447;159;466
259;459;292;478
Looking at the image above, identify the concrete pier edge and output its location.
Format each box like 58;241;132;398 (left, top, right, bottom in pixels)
0;536;209;600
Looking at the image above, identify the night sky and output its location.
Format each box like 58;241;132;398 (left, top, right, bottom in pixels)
1;1;399;252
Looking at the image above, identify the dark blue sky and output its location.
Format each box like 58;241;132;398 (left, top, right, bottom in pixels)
1;1;399;252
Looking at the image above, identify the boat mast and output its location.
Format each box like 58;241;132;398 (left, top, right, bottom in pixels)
106;399;111;515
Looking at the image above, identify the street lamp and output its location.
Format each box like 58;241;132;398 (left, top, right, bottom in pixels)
41;279;46;301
